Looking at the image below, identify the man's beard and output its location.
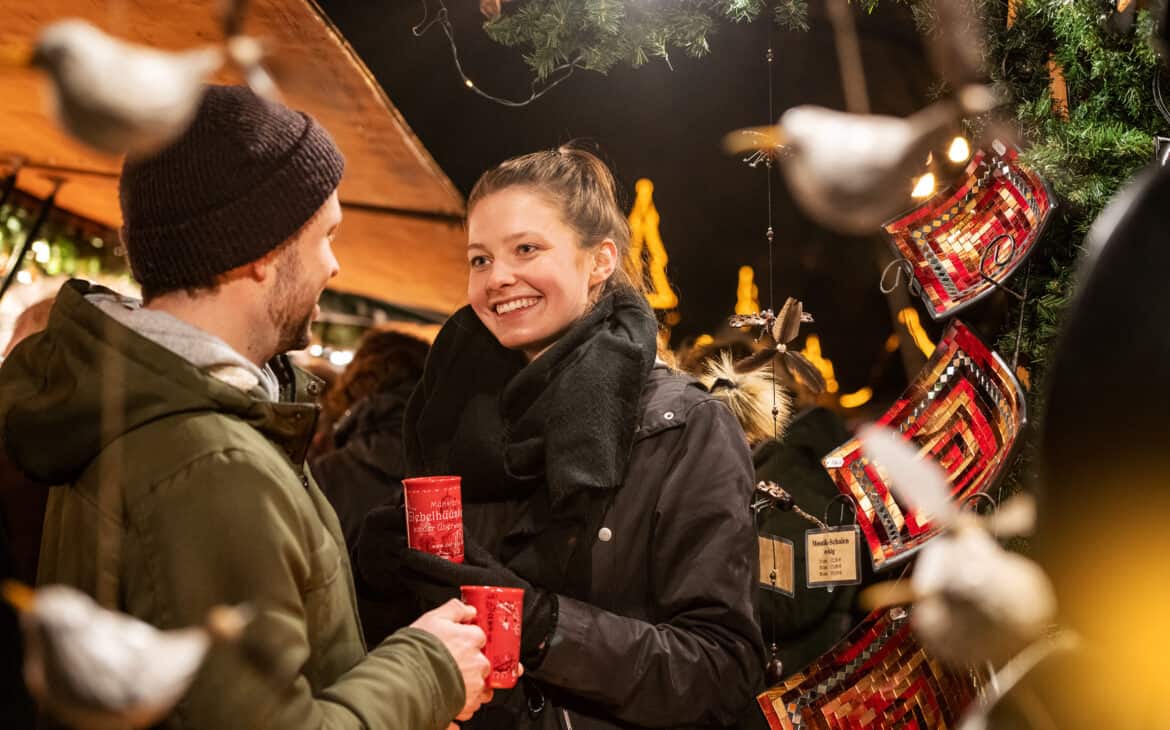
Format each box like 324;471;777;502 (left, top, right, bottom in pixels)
269;248;317;355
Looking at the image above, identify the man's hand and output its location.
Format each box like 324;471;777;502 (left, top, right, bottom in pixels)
410;599;493;721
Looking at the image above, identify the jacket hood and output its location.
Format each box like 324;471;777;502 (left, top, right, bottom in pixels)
0;279;320;484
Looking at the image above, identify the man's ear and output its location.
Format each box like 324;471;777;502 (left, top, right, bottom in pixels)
243;247;283;283
589;239;619;287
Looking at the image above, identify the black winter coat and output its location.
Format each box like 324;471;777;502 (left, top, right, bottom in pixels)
510;367;765;730
360;365;766;729
311;380;416;550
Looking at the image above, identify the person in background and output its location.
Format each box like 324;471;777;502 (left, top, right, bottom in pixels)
0;293;56;729
0;85;490;730
355;144;764;729
311;329;429;549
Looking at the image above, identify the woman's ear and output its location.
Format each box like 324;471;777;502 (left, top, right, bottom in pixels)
589;240;619;287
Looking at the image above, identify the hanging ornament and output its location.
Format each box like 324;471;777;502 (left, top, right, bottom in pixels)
729;297;827;394
28;10;277;157
882;141;1054;320
3;581;252;729
756;606;982;729
821;320;1027;571
723;87;999;235
856;426;1056;668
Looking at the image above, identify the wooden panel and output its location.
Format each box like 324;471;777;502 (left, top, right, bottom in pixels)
329;207;468;316
0;0;464;216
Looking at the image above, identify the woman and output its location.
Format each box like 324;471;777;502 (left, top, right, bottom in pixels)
355;146;764;729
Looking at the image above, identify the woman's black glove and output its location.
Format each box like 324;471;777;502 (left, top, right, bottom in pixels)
355;502;558;668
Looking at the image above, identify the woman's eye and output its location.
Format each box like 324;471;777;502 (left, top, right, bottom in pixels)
469;255;489;269
517;243;538;255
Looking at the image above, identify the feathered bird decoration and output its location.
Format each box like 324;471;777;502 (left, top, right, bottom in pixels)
855;425;1056;667
729;297;827;394
29;8;278;157
698;351;791;444
723;87;997;235
3;581;251;729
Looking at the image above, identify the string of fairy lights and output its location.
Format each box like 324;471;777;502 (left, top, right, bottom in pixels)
411;0;579;107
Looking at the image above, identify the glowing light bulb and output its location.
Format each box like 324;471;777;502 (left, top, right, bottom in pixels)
16;270;31;285
947;136;971;163
464;79;474;88
308;344;323;357
911;173;936;199
329;350;354;367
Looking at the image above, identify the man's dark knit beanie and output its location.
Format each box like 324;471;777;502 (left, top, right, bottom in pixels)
119;84;345;293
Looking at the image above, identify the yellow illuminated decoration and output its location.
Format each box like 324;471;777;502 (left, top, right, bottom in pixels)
800;334;839;394
735;266;760;315
694;334;714;348
911;172;937;199
627;178;679;311
839;387;873;409
948;136;971;164
897;308;936;358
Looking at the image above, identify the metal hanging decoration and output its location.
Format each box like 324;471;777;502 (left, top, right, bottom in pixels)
757;606;982;729
820;320;1027;571
882;141;1054;320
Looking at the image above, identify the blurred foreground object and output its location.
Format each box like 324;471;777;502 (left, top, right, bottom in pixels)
4;581;250;729
857;426;1054;668
29;15;277;157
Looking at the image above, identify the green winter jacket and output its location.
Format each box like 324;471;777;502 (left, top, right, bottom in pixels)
0;280;464;729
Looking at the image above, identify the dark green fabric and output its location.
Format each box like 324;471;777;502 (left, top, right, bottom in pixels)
0;279;464;730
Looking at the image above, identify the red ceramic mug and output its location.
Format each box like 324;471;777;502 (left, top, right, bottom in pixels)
460;585;524;689
402;476;464;563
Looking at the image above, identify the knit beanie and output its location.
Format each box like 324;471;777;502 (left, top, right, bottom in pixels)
119;85;345;293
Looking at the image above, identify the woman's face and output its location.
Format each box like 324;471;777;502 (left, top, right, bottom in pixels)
467;187;614;360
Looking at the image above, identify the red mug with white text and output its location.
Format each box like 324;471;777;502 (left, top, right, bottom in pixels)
460;585;524;689
402;476;464;563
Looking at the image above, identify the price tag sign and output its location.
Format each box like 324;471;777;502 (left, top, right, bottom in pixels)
757;534;794;596
805;526;862;589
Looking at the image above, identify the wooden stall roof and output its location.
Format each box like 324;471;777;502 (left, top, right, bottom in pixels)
0;0;468;318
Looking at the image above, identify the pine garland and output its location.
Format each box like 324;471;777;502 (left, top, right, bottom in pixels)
979;0;1165;490
484;0;810;79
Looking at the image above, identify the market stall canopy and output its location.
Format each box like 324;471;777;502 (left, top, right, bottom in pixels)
0;0;468;319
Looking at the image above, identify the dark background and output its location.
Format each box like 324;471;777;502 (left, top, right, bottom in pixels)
317;0;945;407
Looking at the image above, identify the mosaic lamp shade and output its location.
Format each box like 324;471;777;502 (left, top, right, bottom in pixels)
757;608;982;729
821;321;1026;571
883;142;1054;320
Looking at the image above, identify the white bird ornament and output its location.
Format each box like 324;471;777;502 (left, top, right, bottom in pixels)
855;424;1056;668
4;581;251;729
723;86;997;235
29;15;279;158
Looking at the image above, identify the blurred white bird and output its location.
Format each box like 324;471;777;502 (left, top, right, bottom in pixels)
30;19;223;157
29;16;279;158
855;424;1056;668
4;581;250;729
723;86;997;235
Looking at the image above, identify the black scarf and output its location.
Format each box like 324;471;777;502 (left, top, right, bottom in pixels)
404;286;658;508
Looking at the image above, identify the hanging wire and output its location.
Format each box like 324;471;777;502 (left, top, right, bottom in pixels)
412;0;580;107
765;29;782;445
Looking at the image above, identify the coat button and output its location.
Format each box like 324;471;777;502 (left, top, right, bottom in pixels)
598;527;613;542
663;411;675;420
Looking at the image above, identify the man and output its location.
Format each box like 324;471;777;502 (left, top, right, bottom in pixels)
0;85;490;729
